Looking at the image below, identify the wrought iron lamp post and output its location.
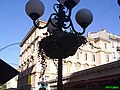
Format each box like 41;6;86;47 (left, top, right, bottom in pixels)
118;0;120;19
118;0;120;6
25;0;93;90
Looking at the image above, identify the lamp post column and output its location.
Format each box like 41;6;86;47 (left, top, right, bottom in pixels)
57;58;63;90
56;4;65;90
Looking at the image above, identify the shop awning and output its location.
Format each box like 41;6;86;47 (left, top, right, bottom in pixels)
0;58;19;85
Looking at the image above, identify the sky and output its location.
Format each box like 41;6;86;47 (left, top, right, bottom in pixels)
0;0;120;68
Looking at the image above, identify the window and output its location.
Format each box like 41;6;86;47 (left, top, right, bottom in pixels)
31;44;35;53
106;54;109;62
76;52;79;59
83;63;89;68
26;59;29;68
112;42;114;48
104;43;107;49
32;74;36;87
75;62;81;71
113;52;116;59
66;61;72;74
91;64;96;67
92;55;95;62
85;53;87;61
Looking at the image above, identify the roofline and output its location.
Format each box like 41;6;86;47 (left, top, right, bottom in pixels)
20;20;46;47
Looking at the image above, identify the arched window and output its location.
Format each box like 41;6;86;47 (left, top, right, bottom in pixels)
75;62;81;71
91;64;96;67
83;63;89;69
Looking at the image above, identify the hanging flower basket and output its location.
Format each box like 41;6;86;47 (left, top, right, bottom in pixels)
38;32;87;59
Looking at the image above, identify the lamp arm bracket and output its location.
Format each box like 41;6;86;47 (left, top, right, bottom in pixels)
53;4;59;14
62;18;71;29
33;20;49;29
57;0;60;3
70;19;86;35
33;13;57;29
62;9;73;29
65;9;72;22
52;3;72;29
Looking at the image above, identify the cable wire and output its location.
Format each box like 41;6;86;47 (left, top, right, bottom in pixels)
0;43;20;52
94;3;117;21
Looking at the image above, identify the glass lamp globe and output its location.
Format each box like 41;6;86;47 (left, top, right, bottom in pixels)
25;0;45;21
118;0;120;6
59;0;80;9
75;8;93;30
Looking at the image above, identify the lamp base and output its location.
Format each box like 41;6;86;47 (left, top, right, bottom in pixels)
64;1;76;9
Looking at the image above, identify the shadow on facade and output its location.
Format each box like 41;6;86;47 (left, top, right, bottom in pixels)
47;60;120;90
64;74;120;90
17;65;35;90
7;88;17;90
64;61;120;90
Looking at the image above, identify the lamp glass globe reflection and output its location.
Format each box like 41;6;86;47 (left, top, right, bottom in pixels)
25;0;45;21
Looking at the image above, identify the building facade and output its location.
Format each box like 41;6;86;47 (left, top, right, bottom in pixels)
17;20;120;90
6;75;18;90
88;29;120;63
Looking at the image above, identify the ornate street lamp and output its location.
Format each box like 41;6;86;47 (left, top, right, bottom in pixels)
118;0;120;19
25;0;93;90
118;0;120;6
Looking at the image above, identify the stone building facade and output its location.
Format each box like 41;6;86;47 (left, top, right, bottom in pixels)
17;20;120;90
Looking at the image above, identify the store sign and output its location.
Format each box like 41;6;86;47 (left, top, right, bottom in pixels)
38;81;48;88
